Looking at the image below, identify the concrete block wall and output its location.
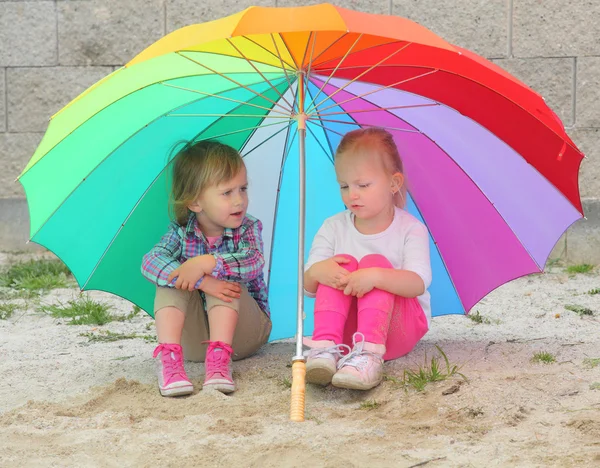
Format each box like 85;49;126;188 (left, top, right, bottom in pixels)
0;0;598;263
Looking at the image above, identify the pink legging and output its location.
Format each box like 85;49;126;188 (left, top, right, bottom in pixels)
312;254;429;361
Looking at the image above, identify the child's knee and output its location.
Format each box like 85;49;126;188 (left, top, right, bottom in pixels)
359;253;392;269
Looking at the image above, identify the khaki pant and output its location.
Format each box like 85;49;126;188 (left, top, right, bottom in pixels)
154;286;272;362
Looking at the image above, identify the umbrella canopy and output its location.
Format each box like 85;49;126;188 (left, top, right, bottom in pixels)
19;3;583;342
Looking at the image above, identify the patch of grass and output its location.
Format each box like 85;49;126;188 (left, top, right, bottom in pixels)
566;264;594;274
112;355;135;361
359;400;381;410
402;346;467;392
587;288;600;295
467;310;498;325
583;358;600;369
0;288;39;300
0;259;73;291
80;330;156;343
40;297;115;325
531;351;556;364
590;382;600;391
383;374;402;385
0;303;18;320
565;304;594;316
278;376;292;389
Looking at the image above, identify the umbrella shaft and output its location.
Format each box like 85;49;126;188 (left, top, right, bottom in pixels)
295;124;306;360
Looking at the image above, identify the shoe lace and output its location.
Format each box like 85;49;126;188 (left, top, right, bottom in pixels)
153;343;186;384
337;332;381;371
203;341;233;375
303;343;351;360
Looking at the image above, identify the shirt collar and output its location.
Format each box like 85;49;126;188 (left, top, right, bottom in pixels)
185;212;234;239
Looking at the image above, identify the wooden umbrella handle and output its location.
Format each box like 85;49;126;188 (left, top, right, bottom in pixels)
290;360;306;422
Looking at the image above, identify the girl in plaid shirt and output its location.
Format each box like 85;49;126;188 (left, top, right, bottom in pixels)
142;140;271;396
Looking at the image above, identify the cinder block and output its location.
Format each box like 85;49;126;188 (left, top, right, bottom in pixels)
0;69;5;132
7;66;111;133
58;0;165;65
513;0;600;57
277;0;389;14
0;1;57;66
0;132;43;198
493;57;574;126
0;198;40;251
566;199;600;265
392;0;508;58
576;57;600;128
568;127;600;199
167;0;276;32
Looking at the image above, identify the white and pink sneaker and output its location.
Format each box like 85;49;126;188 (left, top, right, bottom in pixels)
332;333;385;390
203;341;236;394
153;343;194;397
303;338;351;386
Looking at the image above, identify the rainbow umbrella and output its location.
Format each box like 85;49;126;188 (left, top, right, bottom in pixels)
19;4;583;420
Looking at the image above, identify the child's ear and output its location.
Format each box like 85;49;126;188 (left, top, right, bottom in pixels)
391;172;404;194
187;199;202;214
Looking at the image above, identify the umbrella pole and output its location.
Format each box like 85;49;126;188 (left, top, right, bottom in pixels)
290;72;307;423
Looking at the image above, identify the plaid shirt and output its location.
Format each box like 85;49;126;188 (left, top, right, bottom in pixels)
141;213;270;315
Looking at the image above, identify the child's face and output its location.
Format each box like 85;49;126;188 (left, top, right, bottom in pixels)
188;166;249;235
335;151;402;221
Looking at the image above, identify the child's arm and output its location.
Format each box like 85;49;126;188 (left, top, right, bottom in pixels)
304;222;348;295
340;222;431;298
376;222;432;297
210;218;265;283
141;223;188;287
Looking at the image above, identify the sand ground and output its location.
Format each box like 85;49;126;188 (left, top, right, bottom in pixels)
1;252;599;467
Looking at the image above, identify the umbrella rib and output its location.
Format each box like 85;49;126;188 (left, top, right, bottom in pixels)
227;37;295;111
264;123;296;286
328;87;548;274
307;70;439;116
27;86;286;244
301;31;318;110
176;51;291;112
80;121;290;291
241;121;293;158
312;103;440;119
312;117;421;134
312;98;543;308
308;32;348;68
311;39;406;70
167;113;291;119
270;34;298;111
177;47;295;73
307;42;413;114
305;119;346;137
307;33;364;114
241;36;297;70
304;83;335;163
305;122;334;164
161;81;290;116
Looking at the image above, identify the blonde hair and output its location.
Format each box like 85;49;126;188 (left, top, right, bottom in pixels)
169;139;244;226
335;127;407;208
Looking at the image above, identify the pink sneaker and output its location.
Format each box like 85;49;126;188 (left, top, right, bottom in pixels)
203;341;235;394
331;333;386;390
153;343;194;397
303;338;351;386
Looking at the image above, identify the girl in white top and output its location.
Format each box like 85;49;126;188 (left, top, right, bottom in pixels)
304;128;432;391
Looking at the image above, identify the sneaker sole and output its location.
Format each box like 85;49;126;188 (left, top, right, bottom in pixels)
159;384;194;397
306;366;335;386
331;373;381;391
203;382;236;394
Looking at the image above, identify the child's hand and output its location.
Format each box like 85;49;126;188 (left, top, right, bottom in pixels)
167;255;213;291
198;276;241;303
339;268;379;298
311;256;352;290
